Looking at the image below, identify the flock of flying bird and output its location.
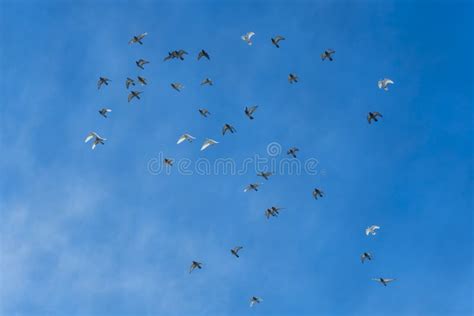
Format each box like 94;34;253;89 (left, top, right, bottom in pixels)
86;30;396;307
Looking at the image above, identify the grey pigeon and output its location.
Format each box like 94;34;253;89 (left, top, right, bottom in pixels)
97;77;111;89
288;73;298;84
367;112;383;124
197;49;210;60
321;49;336;61
287;147;299;158
128;32;148;45
271;35;285;48
136;59;149;69
222;123;236;135
128;91;142;102
244;105;258;119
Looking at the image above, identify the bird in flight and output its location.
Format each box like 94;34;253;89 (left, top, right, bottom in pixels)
241;32;255;45
288;73;298;84
367;112;383;124
265;206;284;219
222;123;236;135
177;133;196;144
198;108;210;117
244;105;258;120
287;147;299;158
372;278;395;286
250;296;263;307
163;158;173;166
135;59;149;70
271;35;285;48
171;82;184;92
230;246;243;258
128;32;148;45
321;49;336;61
312;188;324;199
378;78;394;91
128;91;142;102
361;252;373;263
164;50;188;61
197;49;210;60
365;225;380;236
137;76;147;86
257;171;272;180
244;183;260;192
200;138;218;151
84;132;106;150
201;78;213;86
189;261;203;273
97;77;111;89
125;77;135;89
98;108;112;118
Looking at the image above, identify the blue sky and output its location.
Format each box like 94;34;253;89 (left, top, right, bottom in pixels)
0;0;472;315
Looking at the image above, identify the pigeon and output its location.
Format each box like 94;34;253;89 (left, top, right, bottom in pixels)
250;296;263;307
128;32;148;45
271;35;285;48
244;105;258;120
230;246;243;258
197;49;210;60
244;183;260;192
177;133;196;144
288;73;298;84
367;112;383;124
265;206;284;219
98;108;112;118
125;77;135;89
321;49;336;61
361;252;373;263
312;188;324;199
97;77;111;89
198;108;210;117
257;171;272;180
128;91;142;102
137;76;147;86
222;124;236;135
378;78;394;91
171;82;184;92
200;138;218;151
241;32;255;45
372;278;395;286
287;147;299;158
201;78;213;86
163;158;173;166
365;225;380;236
189;261;203;273
84;132;106;150
135;59;149;69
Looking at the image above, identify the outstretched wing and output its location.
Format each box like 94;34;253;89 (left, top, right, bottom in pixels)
84;132;97;143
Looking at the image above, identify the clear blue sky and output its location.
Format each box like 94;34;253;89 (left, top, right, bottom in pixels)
0;0;472;315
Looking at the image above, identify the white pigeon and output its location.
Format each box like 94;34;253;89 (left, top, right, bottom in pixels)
200;138;218;151
250;296;263;307
177;133;196;144
241;32;255;45
365;225;380;236
372;278;396;286
84;132;106;150
378;78;394;91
